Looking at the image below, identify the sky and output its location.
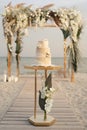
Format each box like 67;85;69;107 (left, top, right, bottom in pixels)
0;0;87;57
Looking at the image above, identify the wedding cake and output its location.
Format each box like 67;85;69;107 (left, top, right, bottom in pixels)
36;39;51;66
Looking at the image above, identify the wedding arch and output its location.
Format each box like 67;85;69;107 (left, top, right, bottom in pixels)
2;3;83;81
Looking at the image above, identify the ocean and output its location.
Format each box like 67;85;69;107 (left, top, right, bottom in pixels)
0;57;87;75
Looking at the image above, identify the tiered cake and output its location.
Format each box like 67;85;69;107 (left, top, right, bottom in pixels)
36;39;51;66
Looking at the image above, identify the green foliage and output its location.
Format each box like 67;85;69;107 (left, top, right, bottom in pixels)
77;25;83;40
39;73;52;111
39;91;46;111
15;29;23;54
67;42;80;72
61;29;70;39
15;43;22;54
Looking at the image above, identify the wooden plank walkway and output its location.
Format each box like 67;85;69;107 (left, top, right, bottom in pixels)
0;76;85;130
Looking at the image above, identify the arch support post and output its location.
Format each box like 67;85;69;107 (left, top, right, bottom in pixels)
71;67;75;82
64;39;67;78
16;54;20;77
7;50;12;79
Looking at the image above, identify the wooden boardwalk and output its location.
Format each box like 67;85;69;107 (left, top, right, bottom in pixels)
0;77;85;130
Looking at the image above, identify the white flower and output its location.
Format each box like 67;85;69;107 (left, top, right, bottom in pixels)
41;91;46;99
40;84;55;113
40;86;47;99
45;90;51;98
50;87;55;93
45;98;53;113
46;98;53;104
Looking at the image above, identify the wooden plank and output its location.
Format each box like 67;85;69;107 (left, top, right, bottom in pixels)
0;125;84;130
2;117;80;123
0;120;82;126
0;120;30;125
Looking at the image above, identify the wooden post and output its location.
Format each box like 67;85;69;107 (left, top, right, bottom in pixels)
45;69;47;79
44;69;48;120
34;69;37;119
64;39;67;78
7;50;12;78
71;67;75;82
16;54;20;77
15;29;22;77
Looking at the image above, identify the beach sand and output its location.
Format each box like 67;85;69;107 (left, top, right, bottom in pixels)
56;72;87;128
0;76;26;120
0;73;87;129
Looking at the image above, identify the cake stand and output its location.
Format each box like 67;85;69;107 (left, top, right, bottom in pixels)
24;65;61;126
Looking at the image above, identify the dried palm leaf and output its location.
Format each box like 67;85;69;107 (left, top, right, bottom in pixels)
67;42;80;72
28;4;33;8
41;4;54;10
49;11;61;26
5;2;13;10
6;19;15;28
6;1;12;7
15;3;25;8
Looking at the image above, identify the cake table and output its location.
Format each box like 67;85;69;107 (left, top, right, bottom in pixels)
24;65;62;126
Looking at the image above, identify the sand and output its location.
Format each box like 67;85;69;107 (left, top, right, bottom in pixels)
0;75;26;120
0;72;87;128
56;72;87;128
